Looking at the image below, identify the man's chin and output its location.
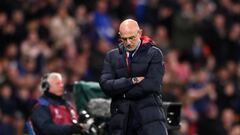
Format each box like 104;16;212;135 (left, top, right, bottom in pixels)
126;48;135;51
57;92;64;96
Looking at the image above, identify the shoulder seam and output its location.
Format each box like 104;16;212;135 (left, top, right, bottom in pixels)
108;48;118;53
151;46;163;57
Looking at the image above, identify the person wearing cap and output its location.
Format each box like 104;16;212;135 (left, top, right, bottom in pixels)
100;19;168;135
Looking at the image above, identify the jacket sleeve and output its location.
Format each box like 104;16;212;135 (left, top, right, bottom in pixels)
31;105;75;135
100;52;133;97
126;47;165;99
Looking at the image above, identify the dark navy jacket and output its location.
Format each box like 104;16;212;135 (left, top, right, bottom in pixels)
100;36;167;135
30;92;79;135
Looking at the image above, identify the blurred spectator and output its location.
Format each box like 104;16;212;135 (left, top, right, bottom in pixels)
172;1;196;58
89;38;111;81
11;9;27;44
91;0;115;44
143;0;159;26
12;111;27;135
228;23;240;62
50;6;78;47
220;108;237;135
229;124;240;135
189;36;207;68
153;26;171;54
203;13;228;66
187;69;216;115
15;88;35;120
0;83;16;135
165;50;191;84
0;83;16;117
181;95;198;135
196;0;216;22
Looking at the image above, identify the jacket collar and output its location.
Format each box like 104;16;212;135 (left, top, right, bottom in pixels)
120;36;153;54
43;91;65;104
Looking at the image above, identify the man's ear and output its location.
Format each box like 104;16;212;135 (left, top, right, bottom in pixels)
118;32;121;37
138;29;143;36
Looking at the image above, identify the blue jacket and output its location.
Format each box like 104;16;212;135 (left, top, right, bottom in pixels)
100;36;167;135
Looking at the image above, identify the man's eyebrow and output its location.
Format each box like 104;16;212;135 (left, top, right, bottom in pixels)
120;33;138;38
121;35;134;38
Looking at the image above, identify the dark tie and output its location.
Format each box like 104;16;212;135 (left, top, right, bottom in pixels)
129;51;134;61
127;51;134;72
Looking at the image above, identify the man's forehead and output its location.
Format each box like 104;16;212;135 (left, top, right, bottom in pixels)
48;73;62;82
119;30;138;37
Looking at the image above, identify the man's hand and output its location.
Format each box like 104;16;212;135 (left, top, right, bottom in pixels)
71;124;83;134
137;77;144;82
132;76;145;84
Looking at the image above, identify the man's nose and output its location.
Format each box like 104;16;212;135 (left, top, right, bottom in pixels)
126;39;131;44
59;83;64;88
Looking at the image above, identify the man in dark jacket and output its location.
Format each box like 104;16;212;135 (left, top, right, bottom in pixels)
30;73;83;135
100;19;168;135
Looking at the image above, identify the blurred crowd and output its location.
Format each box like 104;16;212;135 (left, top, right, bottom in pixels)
0;0;240;135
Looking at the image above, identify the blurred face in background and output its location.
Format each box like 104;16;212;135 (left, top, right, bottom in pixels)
75;5;87;24
0;85;12;100
96;0;108;13
229;125;240;135
229;23;240;41
224;82;235;97
218;68;229;82
197;70;208;83
97;38;111;54
18;88;30;101
0;12;7;26
119;19;142;51
5;43;18;59
222;108;235;130
12;10;24;24
214;14;225;30
57;7;68;19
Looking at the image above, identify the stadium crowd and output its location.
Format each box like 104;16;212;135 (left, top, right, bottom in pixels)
0;0;240;135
